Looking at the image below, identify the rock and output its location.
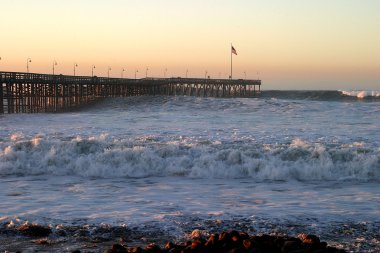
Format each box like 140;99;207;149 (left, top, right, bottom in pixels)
312;250;330;253
102;243;127;253
145;243;161;253
242;239;252;250
168;249;181;253
165;241;175;249
281;240;300;253
239;232;250;240
302;234;320;245
129;246;144;253
228;248;245;253
205;234;218;246
190;239;203;250
17;224;52;237
34;229;345;253
287;249;311;253
190;229;207;239
229;230;240;240
112;243;127;253
219;231;231;243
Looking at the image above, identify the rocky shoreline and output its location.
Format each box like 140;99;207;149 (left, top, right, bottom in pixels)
101;231;347;253
0;224;348;253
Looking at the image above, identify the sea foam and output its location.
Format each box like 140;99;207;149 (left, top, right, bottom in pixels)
340;90;380;98
1;135;378;181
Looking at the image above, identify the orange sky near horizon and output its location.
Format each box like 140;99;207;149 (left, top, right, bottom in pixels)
1;0;379;90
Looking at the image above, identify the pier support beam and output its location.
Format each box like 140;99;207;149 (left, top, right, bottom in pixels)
0;71;261;113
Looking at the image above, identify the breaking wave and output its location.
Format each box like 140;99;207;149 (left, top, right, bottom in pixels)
340;90;380;98
260;90;380;101
1;134;378;181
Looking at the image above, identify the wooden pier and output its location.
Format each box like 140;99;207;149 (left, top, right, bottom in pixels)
0;71;261;113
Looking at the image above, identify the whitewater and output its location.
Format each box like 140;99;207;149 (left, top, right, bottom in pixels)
0;91;379;252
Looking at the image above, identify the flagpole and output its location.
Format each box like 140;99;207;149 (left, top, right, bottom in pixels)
230;43;232;79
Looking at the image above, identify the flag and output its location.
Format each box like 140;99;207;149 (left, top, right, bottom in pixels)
231;45;237;55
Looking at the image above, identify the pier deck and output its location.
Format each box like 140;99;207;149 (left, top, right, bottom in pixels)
0;71;261;113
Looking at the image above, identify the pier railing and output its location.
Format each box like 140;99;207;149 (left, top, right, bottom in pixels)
0;71;261;113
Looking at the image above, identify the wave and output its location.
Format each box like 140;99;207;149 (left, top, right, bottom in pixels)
260;90;380;101
1;135;379;181
340;90;380;98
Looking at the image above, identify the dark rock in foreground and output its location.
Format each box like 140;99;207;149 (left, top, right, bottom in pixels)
17;224;52;237
97;230;346;253
1;225;348;253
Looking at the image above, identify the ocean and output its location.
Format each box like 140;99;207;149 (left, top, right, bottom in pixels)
0;90;379;252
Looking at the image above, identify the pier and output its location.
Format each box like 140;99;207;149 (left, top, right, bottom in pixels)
0;71;261;113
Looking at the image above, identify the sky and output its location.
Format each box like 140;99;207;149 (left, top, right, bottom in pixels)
0;0;379;90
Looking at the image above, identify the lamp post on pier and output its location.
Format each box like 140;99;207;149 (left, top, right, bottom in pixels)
108;66;112;78
204;70;208;79
244;71;246;79
121;68;125;78
146;67;149;78
74;63;78;76
26;58;32;73
186;69;188;78
91;65;96;77
135;69;138;80
52;60;58;75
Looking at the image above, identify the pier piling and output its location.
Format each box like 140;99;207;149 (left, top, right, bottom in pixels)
0;71;261;113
